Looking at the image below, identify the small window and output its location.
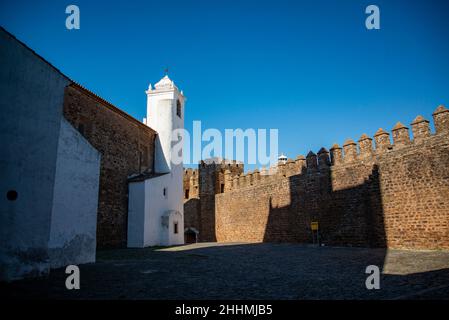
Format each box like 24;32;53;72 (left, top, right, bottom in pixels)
220;184;224;193
185;189;190;199
163;187;168;198
176;100;182;118
174;222;179;234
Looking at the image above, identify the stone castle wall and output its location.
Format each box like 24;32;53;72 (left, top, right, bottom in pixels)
63;84;156;248
183;168;200;236
184;161;243;242
185;106;449;249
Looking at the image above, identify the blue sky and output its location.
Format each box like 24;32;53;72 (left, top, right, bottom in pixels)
1;0;449;171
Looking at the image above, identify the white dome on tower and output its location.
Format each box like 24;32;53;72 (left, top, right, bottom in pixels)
153;75;177;91
278;153;287;164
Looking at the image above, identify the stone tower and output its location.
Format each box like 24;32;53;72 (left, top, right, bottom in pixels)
197;158;243;241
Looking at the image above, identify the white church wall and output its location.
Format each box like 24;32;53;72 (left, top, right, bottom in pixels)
148;98;174;173
48;118;101;268
161;210;184;246
0;28;70;281
166;165;184;245
127;181;146;248
127;171;184;247
145;175;168;246
128;174;175;247
146;173;184;246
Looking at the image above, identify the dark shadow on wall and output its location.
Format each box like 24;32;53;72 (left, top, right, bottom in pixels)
183;198;201;241
264;164;387;249
198;194;217;242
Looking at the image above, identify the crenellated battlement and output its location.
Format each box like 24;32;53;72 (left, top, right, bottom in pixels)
184;105;449;248
198;157;244;174
216;105;449;193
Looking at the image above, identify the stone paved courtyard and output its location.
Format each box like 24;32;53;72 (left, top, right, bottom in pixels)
2;243;449;300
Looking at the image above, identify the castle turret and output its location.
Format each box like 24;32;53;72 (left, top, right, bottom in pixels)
194;158;243;241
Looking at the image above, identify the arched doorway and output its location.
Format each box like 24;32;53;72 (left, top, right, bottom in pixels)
184;227;199;244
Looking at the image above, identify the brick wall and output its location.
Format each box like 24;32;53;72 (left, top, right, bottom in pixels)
63;84;156;248
214;106;449;249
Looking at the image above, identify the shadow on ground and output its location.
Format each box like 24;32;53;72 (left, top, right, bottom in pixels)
1;243;449;300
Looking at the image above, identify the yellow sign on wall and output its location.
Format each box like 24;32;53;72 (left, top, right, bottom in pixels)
311;222;319;231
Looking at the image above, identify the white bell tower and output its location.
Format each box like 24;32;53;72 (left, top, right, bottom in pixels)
128;74;186;247
145;74;185;173
129;74;185;246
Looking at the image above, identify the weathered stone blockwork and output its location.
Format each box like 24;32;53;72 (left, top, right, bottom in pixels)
63;84;156;248
184;160;243;242
212;107;449;250
183;168;200;236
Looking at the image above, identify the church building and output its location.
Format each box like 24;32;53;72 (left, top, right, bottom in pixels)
0;27;185;281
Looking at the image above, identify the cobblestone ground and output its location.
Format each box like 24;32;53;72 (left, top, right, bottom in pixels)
2;243;449;300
